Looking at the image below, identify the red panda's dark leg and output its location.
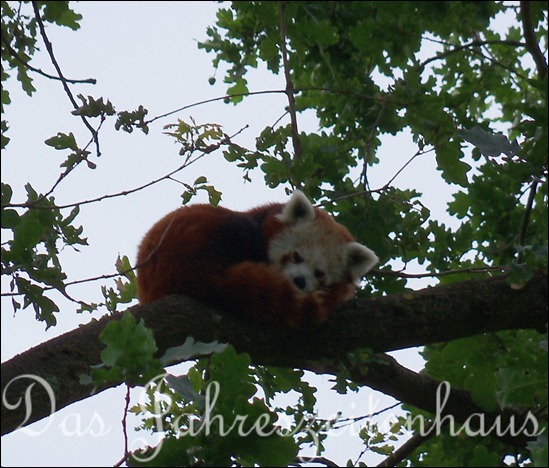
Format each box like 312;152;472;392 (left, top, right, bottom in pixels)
211;262;331;328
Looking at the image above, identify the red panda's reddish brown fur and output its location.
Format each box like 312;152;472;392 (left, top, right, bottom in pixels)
136;191;378;328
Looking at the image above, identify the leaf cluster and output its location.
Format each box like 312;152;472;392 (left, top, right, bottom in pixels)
1;182;88;327
129;344;302;467
1;1;82;147
198;1;548;466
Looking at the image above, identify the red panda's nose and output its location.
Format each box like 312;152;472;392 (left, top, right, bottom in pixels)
293;276;306;290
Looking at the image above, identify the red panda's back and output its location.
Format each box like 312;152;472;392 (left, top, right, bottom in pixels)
136;204;270;304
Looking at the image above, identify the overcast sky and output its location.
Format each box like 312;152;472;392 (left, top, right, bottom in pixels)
0;2;460;466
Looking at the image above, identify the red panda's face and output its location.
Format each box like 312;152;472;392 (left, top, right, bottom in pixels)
269;191;378;293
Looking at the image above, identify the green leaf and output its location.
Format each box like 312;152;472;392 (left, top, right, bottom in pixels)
159;337;228;367
435;145;471;187
71;95;115;117
447;191;470;218
14;278;59;328
14;217;44;248
193;176;208;185
495;368;541;408
528;435;548;468
1;183;13;204
45;132;78;151
16;66;36;96
469;444;501;467
94;312;162;385
1;209;20;228
42;1;83;30
129;437;194;467
204;185;222;206
115;106;149;134
458;126;520;158
226;78;249;104
165;374;205;406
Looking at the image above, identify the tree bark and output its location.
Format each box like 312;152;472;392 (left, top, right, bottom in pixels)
1;272;547;437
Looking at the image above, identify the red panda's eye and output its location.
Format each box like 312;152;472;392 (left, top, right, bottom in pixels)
292;251;303;263
314;269;325;279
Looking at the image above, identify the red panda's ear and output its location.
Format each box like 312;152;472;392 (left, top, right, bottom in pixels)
276;190;315;225
346;242;378;280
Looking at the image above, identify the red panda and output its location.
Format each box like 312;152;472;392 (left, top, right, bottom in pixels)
136;191;378;328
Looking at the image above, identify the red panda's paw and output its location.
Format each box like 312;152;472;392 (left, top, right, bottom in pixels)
285;290;331;329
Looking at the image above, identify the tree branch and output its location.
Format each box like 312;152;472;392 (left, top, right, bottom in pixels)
519;1;548;80
343;354;537;448
1;272;547;436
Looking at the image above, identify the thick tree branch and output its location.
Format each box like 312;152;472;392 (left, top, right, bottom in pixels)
310;353;540;450
2;272;547;436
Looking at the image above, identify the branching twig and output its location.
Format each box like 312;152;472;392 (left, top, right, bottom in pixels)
319;147;436;207
31;1;100;157
4;125;249;211
279;1;302;165
331;402;401;430
383;147;435;190
419;35;531;82
1;34;97;84
38;116;107;204
418;36;527;74
372;265;510;279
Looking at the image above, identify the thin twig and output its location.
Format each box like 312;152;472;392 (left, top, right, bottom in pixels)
122;384;131;465
144;85;394;128
279;1;302;164
384;147;434;191
1;271;125;297
516;178;539;264
145;89;289;125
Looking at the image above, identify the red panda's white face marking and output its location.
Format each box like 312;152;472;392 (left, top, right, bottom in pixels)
270;191;378;292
